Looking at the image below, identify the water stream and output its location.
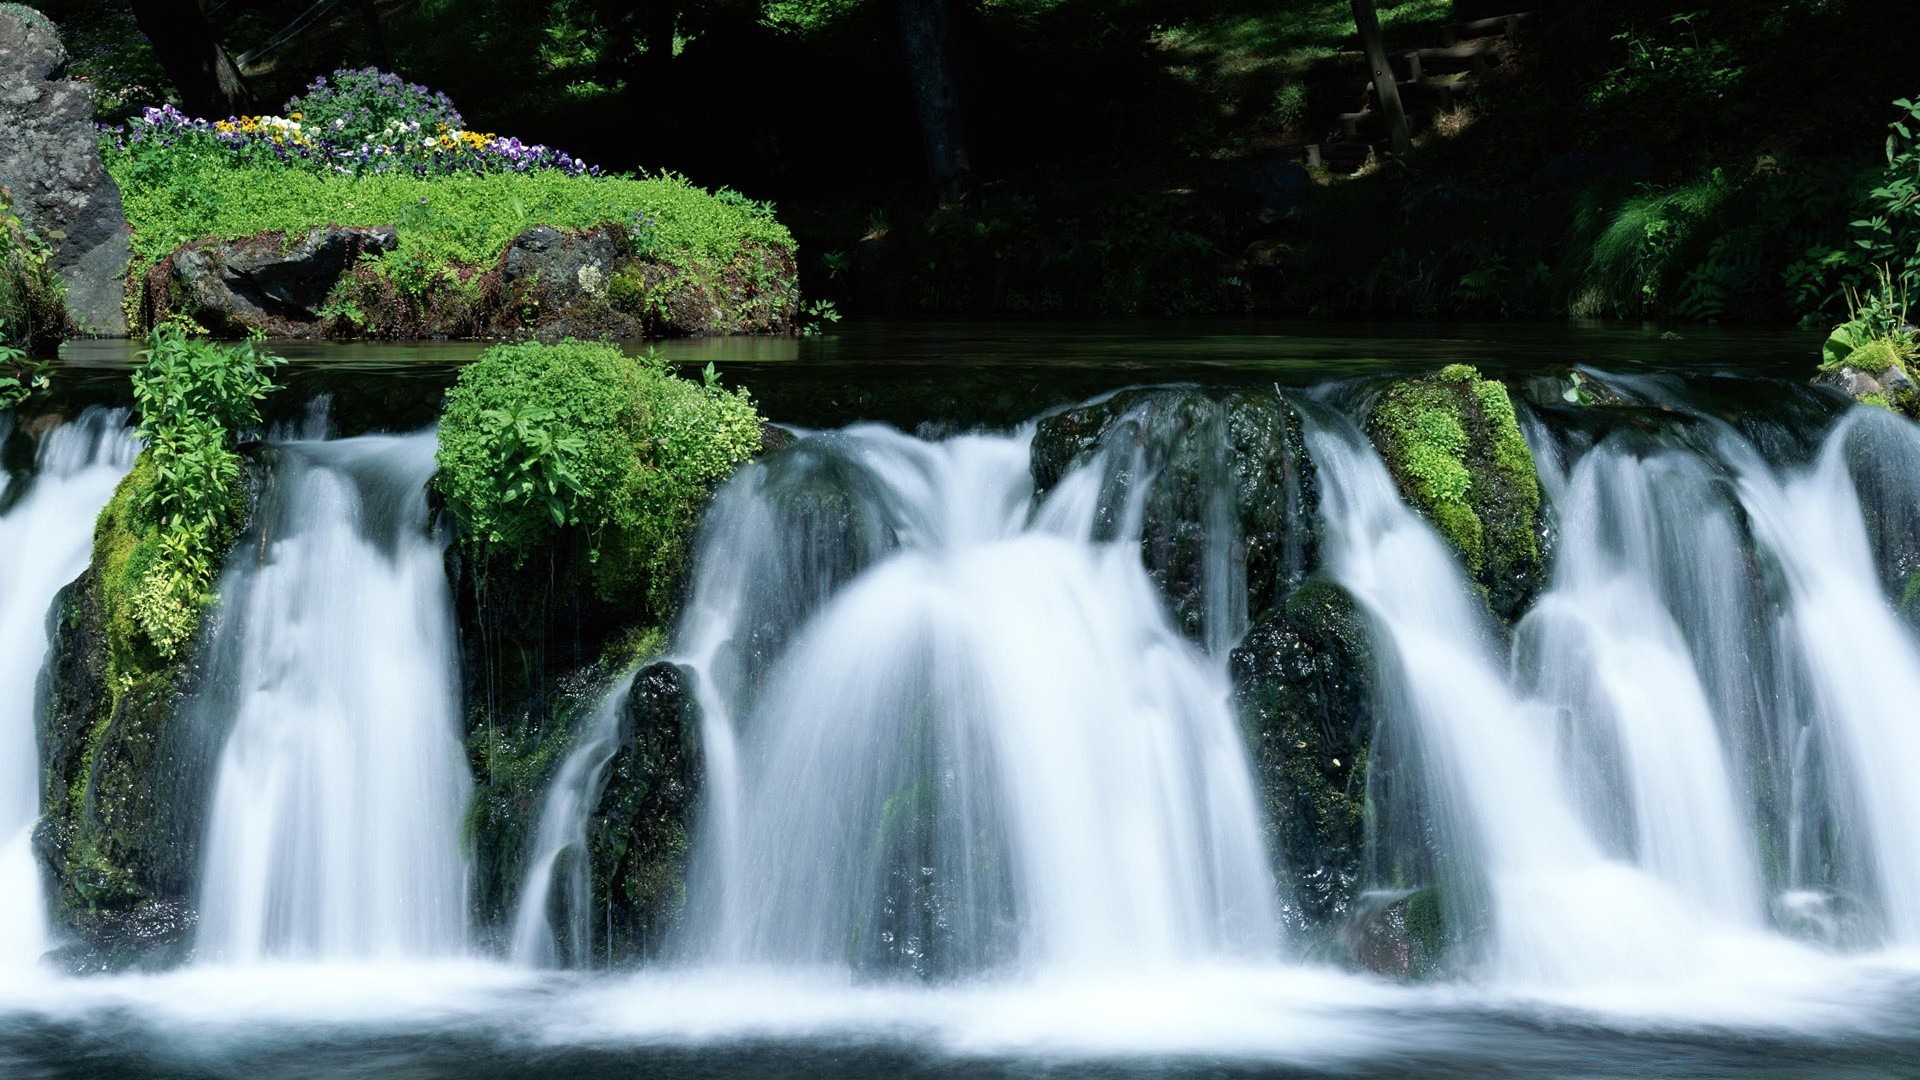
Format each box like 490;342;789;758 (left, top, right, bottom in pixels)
0;410;136;970
194;432;470;963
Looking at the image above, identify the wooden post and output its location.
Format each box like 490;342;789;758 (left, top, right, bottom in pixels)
1349;0;1410;154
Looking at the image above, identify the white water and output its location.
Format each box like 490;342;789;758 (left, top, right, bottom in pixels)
1737;408;1920;944
1517;441;1763;926
0;410;136;969
509;675;633;967
195;432;470;963
679;425;1277;974
1305;417;1712;985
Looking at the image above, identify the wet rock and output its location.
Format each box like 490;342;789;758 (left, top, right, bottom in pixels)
1031;387;1317;644
159;225;398;336
1230;576;1374;933
1337;887;1447;979
587;660;702;962
44;899;196;975
0;5;132;336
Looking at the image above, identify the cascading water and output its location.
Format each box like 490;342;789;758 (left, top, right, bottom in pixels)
1305;414;1707;985
0;409;137;968
510;676;634;967
1516;437;1764;927
1735;407;1920;944
194;431;470;963
675;424;1277;975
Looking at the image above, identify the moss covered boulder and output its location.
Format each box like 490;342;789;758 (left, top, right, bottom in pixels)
36;452;258;971
1365;365;1543;620
584;660;703;962
1229;576;1375;936
1030;387;1318;645
1813;328;1920;417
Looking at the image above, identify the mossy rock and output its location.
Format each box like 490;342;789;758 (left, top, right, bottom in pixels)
1229;576;1374;935
586;660;702;963
1365;365;1543;621
1813;334;1920;419
1031;386;1318;642
35;448;257;970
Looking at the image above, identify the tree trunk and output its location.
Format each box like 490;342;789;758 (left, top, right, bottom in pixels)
1349;0;1410;154
638;0;677;81
898;0;970;200
129;0;253;118
359;0;392;71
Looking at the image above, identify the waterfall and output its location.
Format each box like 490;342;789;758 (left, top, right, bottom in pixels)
1736;407;1920;944
677;425;1277;975
509;675;634;967
194;432;471;963
1516;438;1764;927
1305;415;1706;985
0;409;137;968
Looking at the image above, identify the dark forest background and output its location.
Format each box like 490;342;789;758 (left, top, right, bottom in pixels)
31;0;1920;323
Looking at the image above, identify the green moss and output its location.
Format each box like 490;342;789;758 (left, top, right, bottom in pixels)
1845;338;1902;375
1861;392;1894;409
1366;366;1542;618
435;340;763;615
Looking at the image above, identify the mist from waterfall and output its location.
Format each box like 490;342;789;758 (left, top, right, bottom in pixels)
0;409;137;969
194;431;470;963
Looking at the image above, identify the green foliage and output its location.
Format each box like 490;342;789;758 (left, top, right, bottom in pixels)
0;325;49;410
106;326;281;662
106;140;791;282
435;340;763;613
0;192;64;355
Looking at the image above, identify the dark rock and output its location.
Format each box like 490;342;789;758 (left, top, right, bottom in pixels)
44;899;196;975
0;6;132;336
587;660;702;962
497;224;798;340
35;569;209;965
1031;386;1317;644
161;226;399;336
1229;576;1374;934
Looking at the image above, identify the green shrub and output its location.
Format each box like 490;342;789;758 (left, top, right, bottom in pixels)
435;340;763;614
103;325;281;664
0;191;64;355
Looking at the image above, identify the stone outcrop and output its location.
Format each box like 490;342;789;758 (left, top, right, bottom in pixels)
1030;386;1318;645
154;225;399;337
0;5;132;336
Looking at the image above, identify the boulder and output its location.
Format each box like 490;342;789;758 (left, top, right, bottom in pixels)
1365;364;1544;622
496;224;798;340
1031;387;1317;646
1229;576;1374;934
586;660;703;962
0;5;132;336
158;226;399;337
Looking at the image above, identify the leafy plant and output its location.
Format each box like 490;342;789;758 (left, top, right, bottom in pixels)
435;340;763;614
283;68;465;149
0;322;50;410
116;324;282;657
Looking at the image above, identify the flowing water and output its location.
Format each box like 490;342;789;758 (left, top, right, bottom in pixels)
0;410;136;971
193;431;470;963
10;329;1920;1077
